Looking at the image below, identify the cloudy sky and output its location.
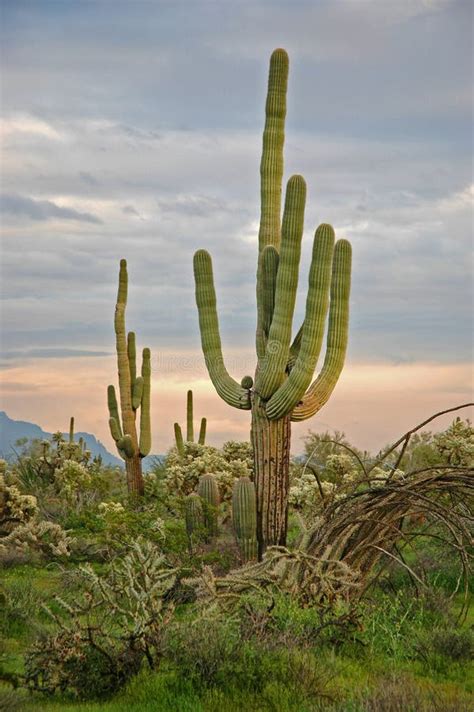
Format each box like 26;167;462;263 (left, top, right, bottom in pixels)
1;0;472;454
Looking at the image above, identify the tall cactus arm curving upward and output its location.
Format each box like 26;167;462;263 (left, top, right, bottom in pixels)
194;250;251;410
291;239;352;421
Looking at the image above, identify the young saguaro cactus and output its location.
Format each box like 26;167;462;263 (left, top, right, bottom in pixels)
174;390;207;455
108;259;151;496
197;473;220;538
232;477;258;562
193;49;352;556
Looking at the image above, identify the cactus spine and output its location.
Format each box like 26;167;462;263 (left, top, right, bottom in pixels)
232;477;258;562
193;49;352;556
107;259;151;496
197;474;220;538
174;389;207;452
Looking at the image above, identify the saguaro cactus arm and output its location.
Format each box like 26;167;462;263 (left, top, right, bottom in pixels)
198;417;207;446
128;332;137;391
258;48;288;253
139;347;151;456
255;175;306;398
258;246;279;349
114;260;137;454
256;49;288;358
193;250;251;410
291;239;352;421
174;423;185;455
186;390;194;442
265;223;335;420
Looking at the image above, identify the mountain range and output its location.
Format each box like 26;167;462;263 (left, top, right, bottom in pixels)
0;411;124;467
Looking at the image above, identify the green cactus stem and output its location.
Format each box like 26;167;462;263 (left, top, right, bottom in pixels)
174;389;208;450
69;417;75;444
107;259;152;496
198;417;207;446
232;476;258;562
174;423;185;456
185;493;203;552
197;474;220;537
193;49;352;556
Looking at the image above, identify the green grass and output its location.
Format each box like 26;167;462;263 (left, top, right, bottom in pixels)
1;556;472;711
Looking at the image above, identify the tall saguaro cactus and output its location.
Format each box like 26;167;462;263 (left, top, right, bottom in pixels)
174;390;207;454
193;49;352;556
108;259;151;496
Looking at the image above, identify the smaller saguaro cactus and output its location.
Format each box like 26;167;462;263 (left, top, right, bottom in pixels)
68;417;75;444
232;477;258;562
185;492;204;552
107;259;151;496
174;390;207;455
197;474;220;538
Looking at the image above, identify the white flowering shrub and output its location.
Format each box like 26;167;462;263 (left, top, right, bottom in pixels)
433;418;474;466
96;500;166;550
0;474;72;561
163;442;252;502
53;460;94;502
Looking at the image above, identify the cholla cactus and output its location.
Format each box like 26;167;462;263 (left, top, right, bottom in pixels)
108;260;151;496
434;418;474;466
0;475;72;559
193;49;352;554
53;460;94;502
174;390;207;455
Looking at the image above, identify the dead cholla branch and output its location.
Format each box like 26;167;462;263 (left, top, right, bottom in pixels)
189;406;472;613
185;545;359;610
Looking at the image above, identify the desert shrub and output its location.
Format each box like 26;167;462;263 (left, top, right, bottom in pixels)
0;689;25;711
0;578;43;635
413;625;474;674
95;500;167;553
8;436;125;518
164;614;334;703
162;442;251;503
221;441;254;474
237;592;359;651
0;474;73;563
433;418;473;466
23;539;178;699
359;590;437;661
429;626;474;661
354;674;472;712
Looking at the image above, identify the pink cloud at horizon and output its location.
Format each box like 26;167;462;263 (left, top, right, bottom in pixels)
1;355;472;456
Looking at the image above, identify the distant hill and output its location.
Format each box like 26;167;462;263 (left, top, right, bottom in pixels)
0;410;123;467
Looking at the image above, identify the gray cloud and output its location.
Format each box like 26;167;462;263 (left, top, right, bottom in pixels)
0;1;472;375
1;193;102;224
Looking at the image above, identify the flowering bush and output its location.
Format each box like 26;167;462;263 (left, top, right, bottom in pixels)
163;442;252;502
433;418;473;466
0;474;72;561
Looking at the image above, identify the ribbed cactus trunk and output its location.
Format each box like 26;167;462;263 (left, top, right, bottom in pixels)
125;454;143;497
193;49;352;558
252;396;291;553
